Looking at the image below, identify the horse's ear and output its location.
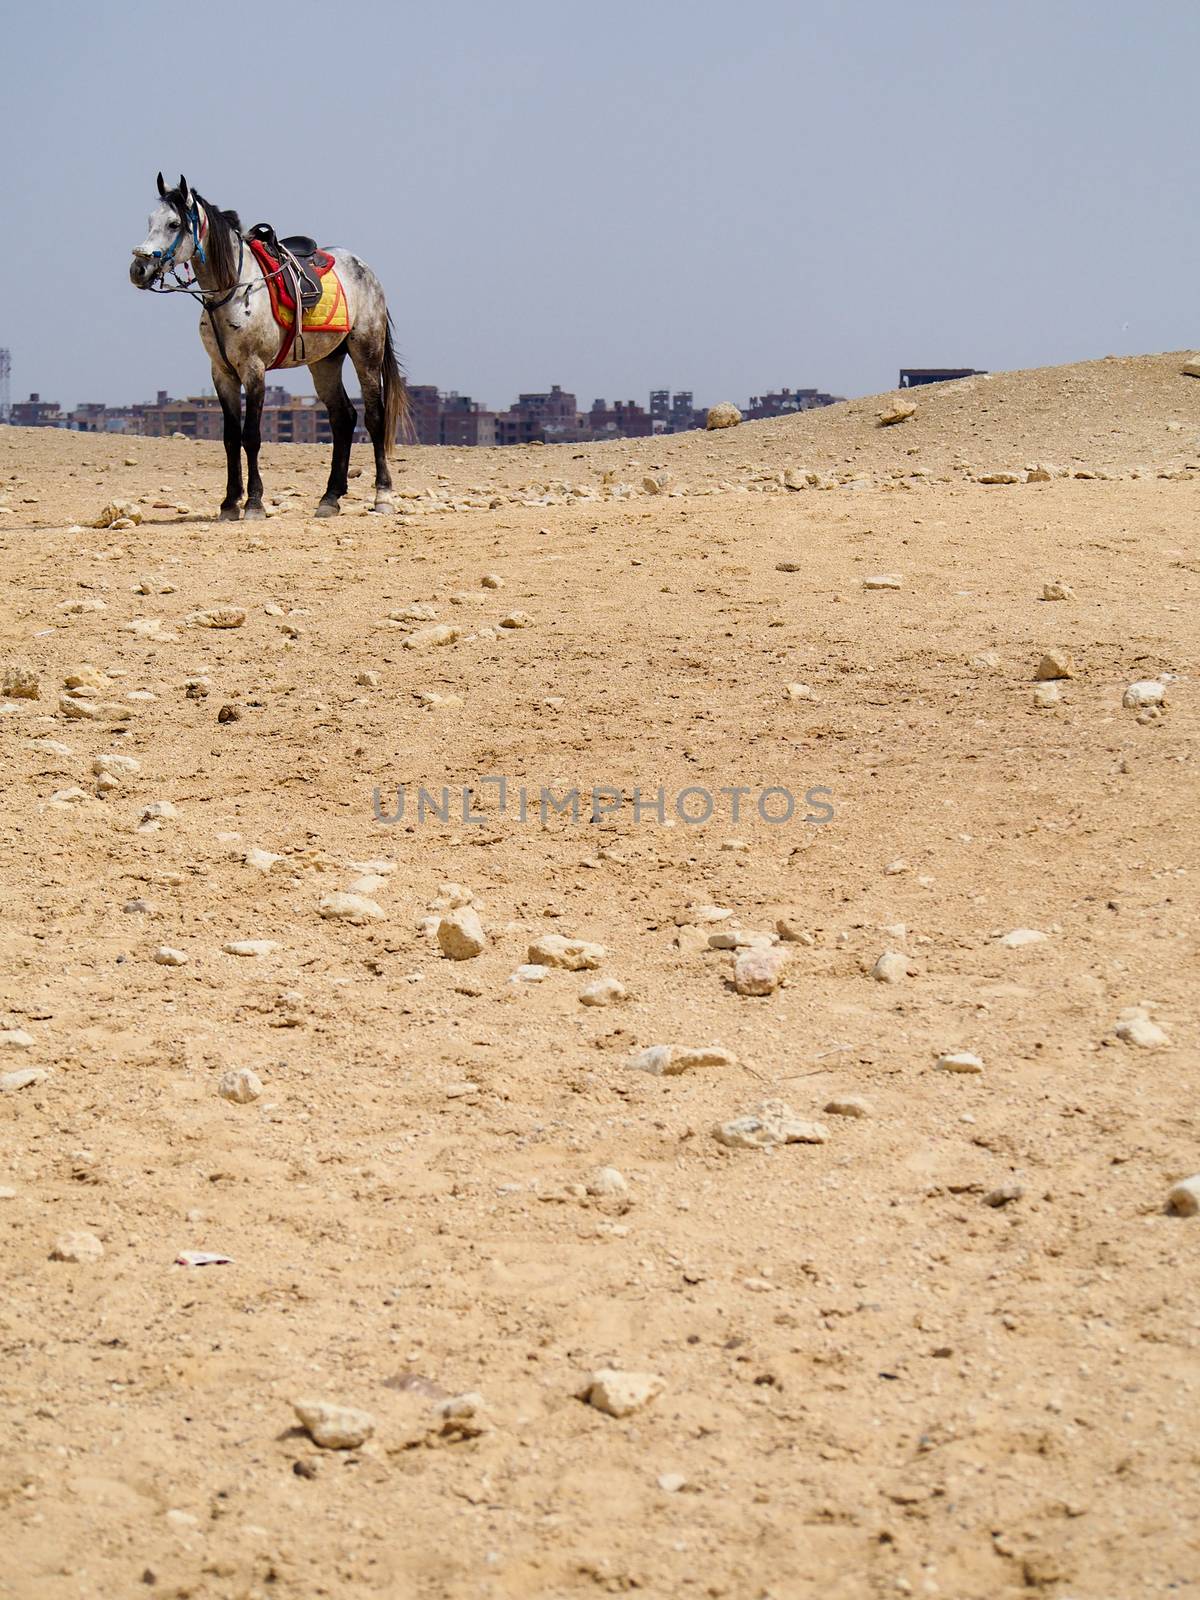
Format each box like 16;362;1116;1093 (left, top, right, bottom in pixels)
179;174;190;204
157;172;166;198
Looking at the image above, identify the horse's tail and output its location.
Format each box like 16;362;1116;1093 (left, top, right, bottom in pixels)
382;315;409;457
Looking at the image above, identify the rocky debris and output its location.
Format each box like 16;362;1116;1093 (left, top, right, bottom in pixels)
481;572;504;589
499;610;533;628
871;950;909;983
628;1044;736;1076
579;1369;664;1418
188;607;246;629
1114;1006;1169;1049
94;754;140;783
642;472;671;495
579;977;627;1006
509;964;550;983
137;800;177;833
586;1167;628;1197
1181;359;1200;378
1035;649;1074;680
218;1068;263;1103
935;1051;984;1074
713;1100;829;1149
784;681;818;701
1;1068;50;1093
319;892;385;925
244;847;282;872
403;624;461;650
983;1183;1023;1208
1034;684;1061;708
1042;581;1075;601
2;665;39;699
1123;680;1165;709
999;928;1047;948
527;934;606;970
0;1029;35;1048
92;500;142;528
434;1392;492;1441
705;403;742;430
437;907;488;960
863;573;902;591
658;1473;688;1493
732;946;787;995
223;939;279;957
877;400;917;427
1166;1176;1200;1216
51;1231;105;1263
977;470;1022;484
824;1096;872;1118
153;946;188;967
292;1400;376;1450
708;928;775;950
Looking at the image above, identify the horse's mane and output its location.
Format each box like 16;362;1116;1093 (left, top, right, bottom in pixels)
167;185;242;289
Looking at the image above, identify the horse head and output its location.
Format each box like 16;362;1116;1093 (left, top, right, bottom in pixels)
130;173;197;288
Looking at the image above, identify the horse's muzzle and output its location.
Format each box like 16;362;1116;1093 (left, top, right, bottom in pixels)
129;255;156;288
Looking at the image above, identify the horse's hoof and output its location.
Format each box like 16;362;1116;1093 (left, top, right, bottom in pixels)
314;500;341;519
243;503;267;521
219;505;241;522
368;499;395;515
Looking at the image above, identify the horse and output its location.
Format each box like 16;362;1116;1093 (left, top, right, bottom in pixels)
129;174;406;520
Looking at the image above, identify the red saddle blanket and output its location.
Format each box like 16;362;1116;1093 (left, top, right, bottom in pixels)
247;239;349;369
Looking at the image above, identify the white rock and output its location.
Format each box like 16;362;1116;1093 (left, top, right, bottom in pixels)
586;1167;628;1197
438;907;488;960
319;892;385;925
628;1045;736;1076
863;574;903;591
1123;680;1165;709
481;573;504;589
733;946;788;995
713;1099;829;1149
137;800;178;832
784;682;818;701
579;977;627;1006
580;1369;664;1417
509;964;550;982
292;1399;376;1450
244;847;282;872
1;1067;49;1092
0;1029;36;1049
999;928;1047;948
218;1067;263;1104
187;607;246;629
705;403;742;430
348;873;388;896
1114;1008;1169;1049
976;470;1022;485
1042;581;1075;601
51;1231;105;1263
823;1096;872;1118
1034;649;1074;681
1166;1176;1200;1217
499;611;532;629
871;950;908;983
935;1051;984;1074
528;934;606;970
223;939;279;957
94;753;140;778
1034;684;1061;708
153;946;188;966
403;624;461;650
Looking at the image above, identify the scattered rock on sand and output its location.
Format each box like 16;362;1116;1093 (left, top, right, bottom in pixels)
1122;680;1165;709
935;1051;984;1074
223;939;279;957
51;1231;105;1263
871;950;908;983
218;1068;263;1103
1034;684;1061;707
319;893;385;925
1;1068;50;1093
0;1029;36;1049
1034;649;1074;681
733;946;787;995
999;928;1047;948
528;934;606;970
579;1369;664;1417
1166;1176;1200;1216
437;907;488;960
1114;1007;1169;1049
153;946;188;967
292;1400;376;1450
586;1167;628;1197
629;1044;736;1076
187;607;246;629
877;400;916;426
824;1096;872;1118
579;977;627;1006
1042;581;1075;601
2;665;39;699
713;1100;829;1149
863;573;903;591
705;403;742;430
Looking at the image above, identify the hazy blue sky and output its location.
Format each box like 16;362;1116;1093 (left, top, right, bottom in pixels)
3;0;1197;409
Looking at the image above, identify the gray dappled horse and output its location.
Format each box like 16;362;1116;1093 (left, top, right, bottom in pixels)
130;174;405;519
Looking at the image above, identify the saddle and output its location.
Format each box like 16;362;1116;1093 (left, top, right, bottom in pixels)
246;223;330;310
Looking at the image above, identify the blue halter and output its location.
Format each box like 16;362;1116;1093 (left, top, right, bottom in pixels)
153;203;206;269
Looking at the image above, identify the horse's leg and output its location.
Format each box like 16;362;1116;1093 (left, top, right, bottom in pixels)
347;329;393;513
311;348;356;518
242;364;267;520
214;367;243;521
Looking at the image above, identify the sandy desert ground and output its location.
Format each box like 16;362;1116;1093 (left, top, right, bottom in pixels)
0;353;1197;1599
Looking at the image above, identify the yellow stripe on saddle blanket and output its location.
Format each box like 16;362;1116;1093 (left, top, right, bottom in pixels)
275;263;350;334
